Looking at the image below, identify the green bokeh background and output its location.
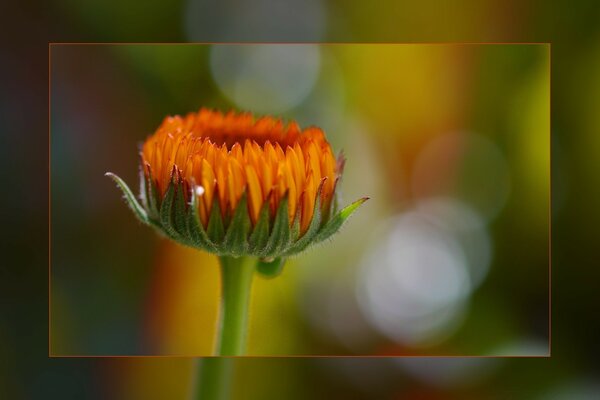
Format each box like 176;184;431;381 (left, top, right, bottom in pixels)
50;43;549;360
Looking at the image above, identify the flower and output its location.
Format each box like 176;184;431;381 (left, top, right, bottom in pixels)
107;108;367;262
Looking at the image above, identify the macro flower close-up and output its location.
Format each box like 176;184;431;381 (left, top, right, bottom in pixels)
106;107;367;358
51;43;549;372
108;108;366;261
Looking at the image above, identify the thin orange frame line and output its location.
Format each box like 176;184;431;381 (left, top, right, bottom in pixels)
48;42;552;359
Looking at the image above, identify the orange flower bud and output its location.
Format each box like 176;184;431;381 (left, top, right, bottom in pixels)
107;108;368;259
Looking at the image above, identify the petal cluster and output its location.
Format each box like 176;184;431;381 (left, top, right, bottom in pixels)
141;109;338;234
107;108;367;259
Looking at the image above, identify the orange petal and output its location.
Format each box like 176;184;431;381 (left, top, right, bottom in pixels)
244;164;263;224
301;172;316;233
201;159;215;213
306;140;322;182
284;165;297;223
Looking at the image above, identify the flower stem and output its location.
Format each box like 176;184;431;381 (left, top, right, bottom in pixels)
216;255;256;356
194;358;234;400
193;256;254;399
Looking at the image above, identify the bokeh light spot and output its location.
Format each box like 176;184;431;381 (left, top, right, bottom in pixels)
357;211;472;346
210;44;321;114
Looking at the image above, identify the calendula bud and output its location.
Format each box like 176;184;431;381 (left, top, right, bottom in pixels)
107;108;367;268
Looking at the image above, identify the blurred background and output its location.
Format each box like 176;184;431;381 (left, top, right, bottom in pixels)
50;43;549;357
2;0;600;399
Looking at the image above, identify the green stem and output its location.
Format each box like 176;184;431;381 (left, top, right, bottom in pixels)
216;255;256;356
193;358;234;400
193;256;255;399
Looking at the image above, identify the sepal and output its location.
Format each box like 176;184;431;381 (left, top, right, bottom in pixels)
159;173;181;241
207;196;225;246
262;196;292;257
282;178;326;256
248;201;271;253
312;197;369;244
186;182;217;252
174;180;190;241
222;194;252;256
105;172;148;224
143;164;161;221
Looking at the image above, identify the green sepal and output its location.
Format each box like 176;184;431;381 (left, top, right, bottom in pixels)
263;196;292;257
174;180;190;242
286;207;301;253
222;194;251;256
326;176;340;222
186;184;217;252
331;152;345;217
139;164;148;210
312;197;369;244
159;177;181;241
282;179;325;256
207;196;225;248
105;172;148;224
248;201;271;253
144;164;161;221
256;257;286;279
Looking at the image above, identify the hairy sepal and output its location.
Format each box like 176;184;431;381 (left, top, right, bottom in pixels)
312;197;369;244
222;194;252;257
105;172;148;225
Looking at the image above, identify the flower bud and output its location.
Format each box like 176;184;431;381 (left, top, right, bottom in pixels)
107;108;367;261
